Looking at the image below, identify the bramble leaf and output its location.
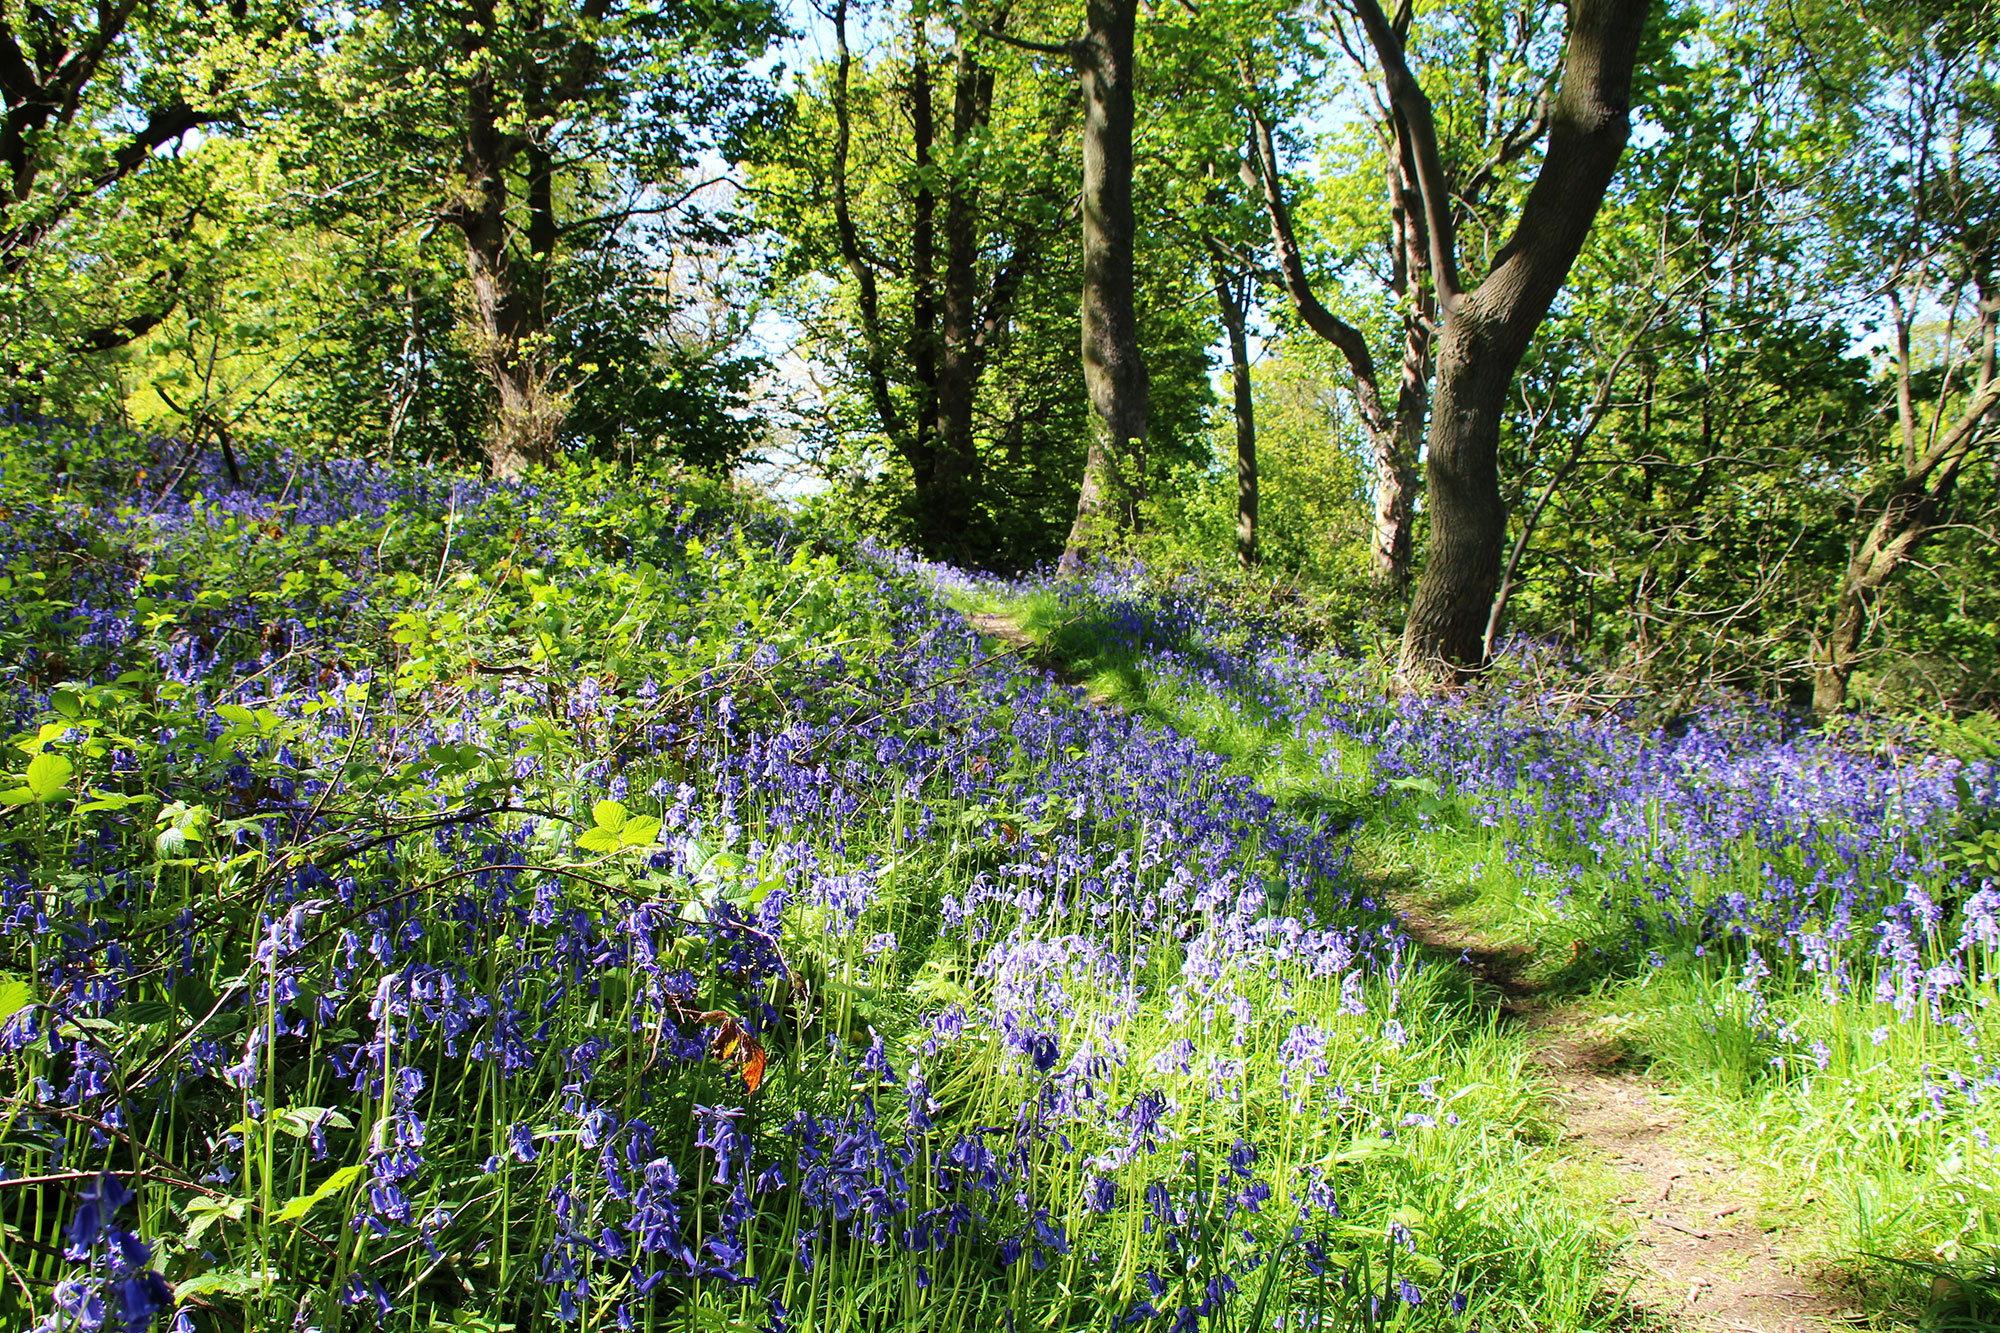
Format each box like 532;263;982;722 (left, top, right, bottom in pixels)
0;978;33;1024
24;752;72;801
171;1266;274;1301
618;815;662;847
577;825;623;852
78;788;155;813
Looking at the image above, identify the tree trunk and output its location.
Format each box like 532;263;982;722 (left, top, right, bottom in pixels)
454;0;552;480
1812;583;1869;714
1813;355;2000;712
1061;0;1148;572
1211;259;1258;567
1243;101;1414;589
1354;0;1651;686
835;1;1038;560
922;32;995;559
1380;125;1429;592
1376;323;1424;589
909;27;939;469
1402;320;1512;672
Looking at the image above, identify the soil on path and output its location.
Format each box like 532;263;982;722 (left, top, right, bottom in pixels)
1396;901;1865;1333
966;612;1037;653
966;611;1116;705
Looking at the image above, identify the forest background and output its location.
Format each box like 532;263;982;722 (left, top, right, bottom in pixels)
2;0;1996;717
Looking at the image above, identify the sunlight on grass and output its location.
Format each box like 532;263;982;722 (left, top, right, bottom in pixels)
1;426;1612;1332
956;569;2000;1325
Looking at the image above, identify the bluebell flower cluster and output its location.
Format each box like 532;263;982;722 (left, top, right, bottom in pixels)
954;563;2000;1235
0;425;1629;1328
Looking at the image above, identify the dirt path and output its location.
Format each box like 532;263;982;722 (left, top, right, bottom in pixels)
1396;902;1863;1333
966;611;1117;705
966;612;1037;652
962;607;1864;1331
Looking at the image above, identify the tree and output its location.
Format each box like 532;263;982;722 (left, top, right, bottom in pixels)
0;0;287;403
758;1;1216;567
755;0;1086;560
1241;95;1418;591
1119;5;1287;573
1172;0;1569;598
1341;0;1651;684
1058;0;1149;570
1210;253;1258;567
1794;0;2000;711
826;0;1057;556
307;0;781;477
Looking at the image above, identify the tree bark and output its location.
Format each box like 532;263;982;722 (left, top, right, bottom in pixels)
1813;318;1999;712
1350;0;1651;686
921;28;996;558
1061;0;1149;572
1383;125;1431;593
1210;255;1258;568
451;0;555;479
1243;100;1414;589
909;25;940;474
836;2;1039;559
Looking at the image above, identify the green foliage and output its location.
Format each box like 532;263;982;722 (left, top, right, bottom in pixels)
0;427;1617;1331
980;565;2000;1323
749;4;1228;567
0;1;303;415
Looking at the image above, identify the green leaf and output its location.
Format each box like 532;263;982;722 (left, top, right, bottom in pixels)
24;752;72;801
685;840;744;883
77;788;154;813
273;1162;367;1224
215;703;256;728
591;799;628;831
171;1266;274;1301
618;815;662;848
577;826;623;853
179;1195;250;1248
0;978;33;1025
724;873;782;910
268;1106;354;1139
173;975;217;1019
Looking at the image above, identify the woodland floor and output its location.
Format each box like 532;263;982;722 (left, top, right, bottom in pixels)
967;606;1871;1333
1393;898;1865;1333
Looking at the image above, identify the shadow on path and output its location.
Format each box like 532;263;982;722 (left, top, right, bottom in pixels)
1393;885;1867;1333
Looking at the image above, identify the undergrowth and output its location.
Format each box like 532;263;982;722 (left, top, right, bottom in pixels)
1;427;1611;1332
957;565;2000;1328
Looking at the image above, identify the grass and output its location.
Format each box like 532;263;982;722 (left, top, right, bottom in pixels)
953;575;2000;1327
9;422;1985;1331
3;428;1630;1332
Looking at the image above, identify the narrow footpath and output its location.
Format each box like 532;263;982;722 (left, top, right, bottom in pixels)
1386;901;1862;1333
967;607;1868;1333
